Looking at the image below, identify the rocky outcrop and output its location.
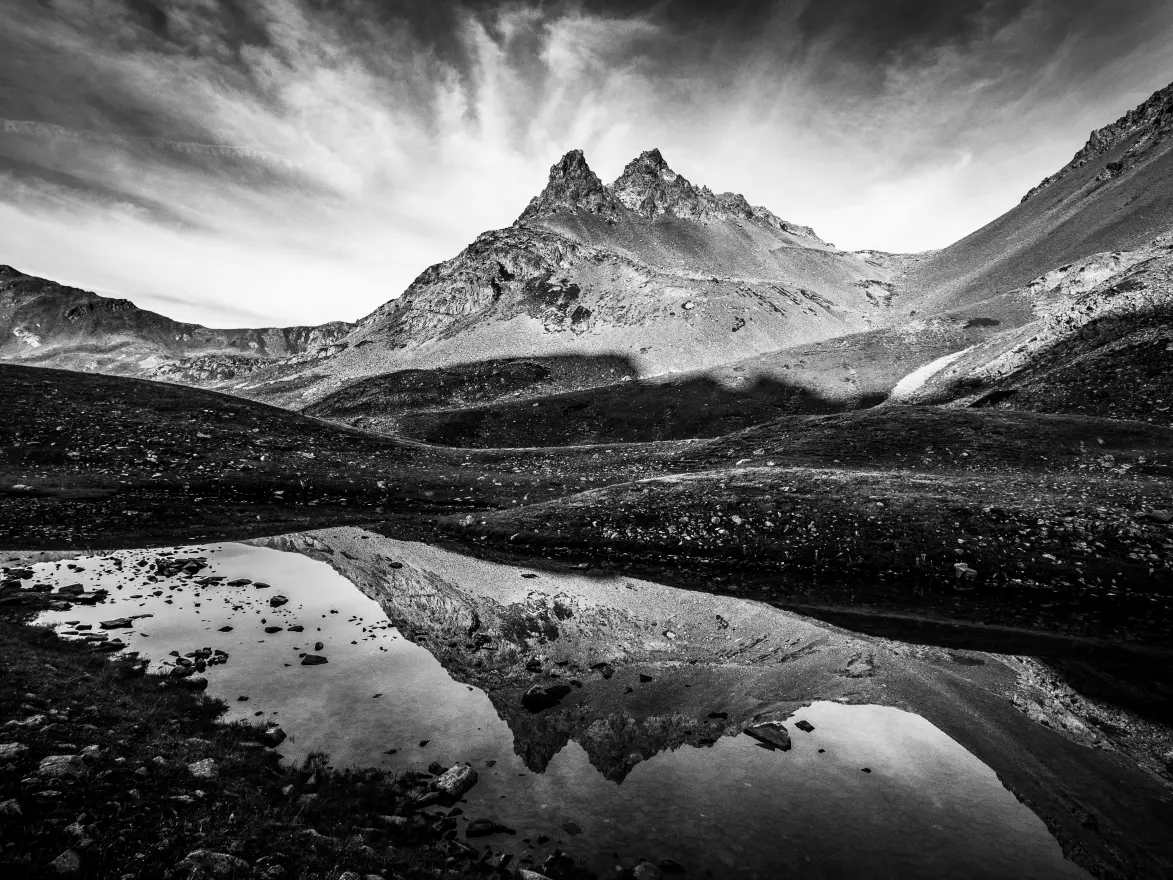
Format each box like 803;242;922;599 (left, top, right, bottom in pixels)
1021;81;1173;202
520;147;826;241
516;149;625;222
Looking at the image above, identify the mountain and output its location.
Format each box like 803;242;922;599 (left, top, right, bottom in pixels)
0;265;353;379
208;147;909;409
902;81;1173;320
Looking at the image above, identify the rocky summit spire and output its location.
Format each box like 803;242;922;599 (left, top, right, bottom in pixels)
609;148;711;220
517;149;624;223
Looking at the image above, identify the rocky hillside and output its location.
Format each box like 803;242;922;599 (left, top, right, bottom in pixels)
215;148;908;408
890;230;1173;425
902;81;1173;320
0;266;352;379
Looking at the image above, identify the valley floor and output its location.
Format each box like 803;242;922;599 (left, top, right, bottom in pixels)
3;365;1173;878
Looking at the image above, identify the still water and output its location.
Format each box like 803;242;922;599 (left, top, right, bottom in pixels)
30;530;1088;879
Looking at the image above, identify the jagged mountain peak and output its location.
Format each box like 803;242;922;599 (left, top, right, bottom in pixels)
516;148;624;223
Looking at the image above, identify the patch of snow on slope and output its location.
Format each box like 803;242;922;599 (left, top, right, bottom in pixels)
887;347;973;402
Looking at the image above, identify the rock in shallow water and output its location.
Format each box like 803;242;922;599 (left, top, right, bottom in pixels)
521;684;573;713
744;722;792;751
432;763;478;799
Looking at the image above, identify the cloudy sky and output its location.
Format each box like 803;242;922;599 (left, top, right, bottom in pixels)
2;0;1172;327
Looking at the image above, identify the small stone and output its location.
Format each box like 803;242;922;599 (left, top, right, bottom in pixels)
795;719;815;733
300;655;328;666
269;595;288;608
264;626;283;634
562;821;582;835
188;759;218;779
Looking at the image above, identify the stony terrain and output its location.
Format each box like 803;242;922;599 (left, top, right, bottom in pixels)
894;232;1173;423
0;596;574;880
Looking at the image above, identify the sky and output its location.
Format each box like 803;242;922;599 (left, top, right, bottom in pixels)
2;0;1172;328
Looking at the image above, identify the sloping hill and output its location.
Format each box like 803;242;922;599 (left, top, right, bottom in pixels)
903;81;1173;320
0;266;352;378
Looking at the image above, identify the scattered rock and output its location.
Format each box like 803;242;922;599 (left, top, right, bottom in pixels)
264;626;283;634
300;655;328;666
561;821;582;835
99;618;132;629
432;763;479;800
795;719;815;733
659;858;687;873
0;798;22;817
633;861;663;880
259;727;287;748
269;595;288;607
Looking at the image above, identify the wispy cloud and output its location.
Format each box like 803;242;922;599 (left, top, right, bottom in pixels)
1;0;1172;326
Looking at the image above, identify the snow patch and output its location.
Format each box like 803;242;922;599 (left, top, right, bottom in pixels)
12;327;41;348
888;347;972;401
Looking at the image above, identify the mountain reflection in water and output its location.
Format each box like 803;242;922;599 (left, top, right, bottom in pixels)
31;526;1115;878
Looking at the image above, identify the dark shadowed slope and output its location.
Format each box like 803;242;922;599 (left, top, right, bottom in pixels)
0;265;352;379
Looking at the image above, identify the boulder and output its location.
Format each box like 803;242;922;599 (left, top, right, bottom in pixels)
633;862;663;880
269;595;288;608
795;719;815;733
49;849;82;875
432;763;478;799
465;818;515;837
744;722;792;751
301;654;328;666
258;726;287;748
38;755;88;778
521;684;573;713
0;742;29;761
187;759;218;779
